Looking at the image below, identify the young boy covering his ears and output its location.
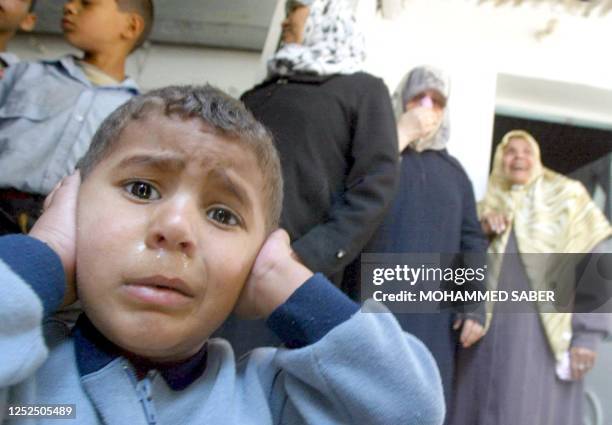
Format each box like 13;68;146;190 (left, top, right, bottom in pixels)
0;85;445;425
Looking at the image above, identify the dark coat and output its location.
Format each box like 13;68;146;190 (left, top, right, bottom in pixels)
366;148;486;254
215;73;398;357
344;148;487;413
241;72;399;283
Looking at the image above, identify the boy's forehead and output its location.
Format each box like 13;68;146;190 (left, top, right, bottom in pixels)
111;115;247;165
98;115;267;198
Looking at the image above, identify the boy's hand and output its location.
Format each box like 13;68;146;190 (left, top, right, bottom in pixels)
235;229;313;319
29;172;81;307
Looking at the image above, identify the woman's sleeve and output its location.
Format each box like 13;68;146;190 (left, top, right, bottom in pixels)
571;313;611;351
461;174;488;254
453;174;488;323
292;76;399;277
571;239;612;351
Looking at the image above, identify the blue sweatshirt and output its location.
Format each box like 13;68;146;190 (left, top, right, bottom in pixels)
0;235;445;424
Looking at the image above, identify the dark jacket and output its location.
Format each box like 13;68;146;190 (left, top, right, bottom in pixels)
241;72;399;283
346;147;487;414
366;148;486;254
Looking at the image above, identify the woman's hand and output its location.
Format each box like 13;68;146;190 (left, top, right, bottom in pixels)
397;107;442;152
480;212;509;236
453;318;486;348
570;346;597;380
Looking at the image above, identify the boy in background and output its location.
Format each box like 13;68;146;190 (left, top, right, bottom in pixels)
0;0;153;234
0;85;445;425
0;0;36;73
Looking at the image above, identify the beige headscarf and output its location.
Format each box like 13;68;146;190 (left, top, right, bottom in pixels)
480;130;612;361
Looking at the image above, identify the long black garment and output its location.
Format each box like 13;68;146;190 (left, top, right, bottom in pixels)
215;72;398;356
344;148;487;414
241;72;398;284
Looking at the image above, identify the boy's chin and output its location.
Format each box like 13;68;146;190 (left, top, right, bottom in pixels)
93;315;211;363
62;34;95;54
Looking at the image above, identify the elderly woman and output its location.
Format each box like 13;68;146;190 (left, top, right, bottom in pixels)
216;0;398;355
451;130;612;425
349;65;488;417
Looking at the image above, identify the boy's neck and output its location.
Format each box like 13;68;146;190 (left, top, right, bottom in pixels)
0;31;15;52
82;51;128;82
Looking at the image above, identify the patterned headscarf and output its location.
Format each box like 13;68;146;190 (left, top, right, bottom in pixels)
268;0;366;77
480;129;610;255
481;130;612;361
393;65;451;152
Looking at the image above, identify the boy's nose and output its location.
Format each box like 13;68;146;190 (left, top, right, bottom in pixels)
63;1;77;15
146;199;198;258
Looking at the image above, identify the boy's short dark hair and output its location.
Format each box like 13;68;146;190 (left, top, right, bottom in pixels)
78;84;283;231
30;0;36;12
117;0;154;49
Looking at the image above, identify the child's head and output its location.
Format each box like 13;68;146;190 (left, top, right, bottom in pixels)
62;0;153;56
0;0;37;46
75;85;283;362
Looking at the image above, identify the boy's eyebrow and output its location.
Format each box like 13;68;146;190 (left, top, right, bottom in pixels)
116;154;186;173
114;154;254;210
206;167;253;211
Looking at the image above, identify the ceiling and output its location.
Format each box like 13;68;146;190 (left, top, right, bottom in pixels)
33;0;278;51
496;74;612;130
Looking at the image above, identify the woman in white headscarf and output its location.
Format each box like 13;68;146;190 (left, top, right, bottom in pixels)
217;0;399;355
242;0;397;285
450;130;612;425
350;66;488;419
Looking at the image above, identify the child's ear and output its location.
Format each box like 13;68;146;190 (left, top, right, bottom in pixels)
19;13;37;32
121;13;145;47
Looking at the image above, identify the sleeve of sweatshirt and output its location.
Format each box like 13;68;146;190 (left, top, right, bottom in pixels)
266;274;446;425
0;235;65;388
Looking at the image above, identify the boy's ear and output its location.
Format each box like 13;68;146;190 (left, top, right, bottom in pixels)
19;13;37;32
121;13;145;47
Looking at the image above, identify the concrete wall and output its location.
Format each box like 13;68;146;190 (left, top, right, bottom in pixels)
359;0;612;198
8;0;612;198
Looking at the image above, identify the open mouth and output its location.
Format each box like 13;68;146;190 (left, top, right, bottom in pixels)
510;162;529;172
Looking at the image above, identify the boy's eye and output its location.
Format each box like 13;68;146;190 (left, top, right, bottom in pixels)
124;181;161;201
207;207;239;227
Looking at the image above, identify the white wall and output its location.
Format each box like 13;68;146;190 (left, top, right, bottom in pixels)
9;0;612;198
360;0;612;199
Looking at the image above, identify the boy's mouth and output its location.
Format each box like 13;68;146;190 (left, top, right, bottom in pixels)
61;17;75;30
123;276;195;308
